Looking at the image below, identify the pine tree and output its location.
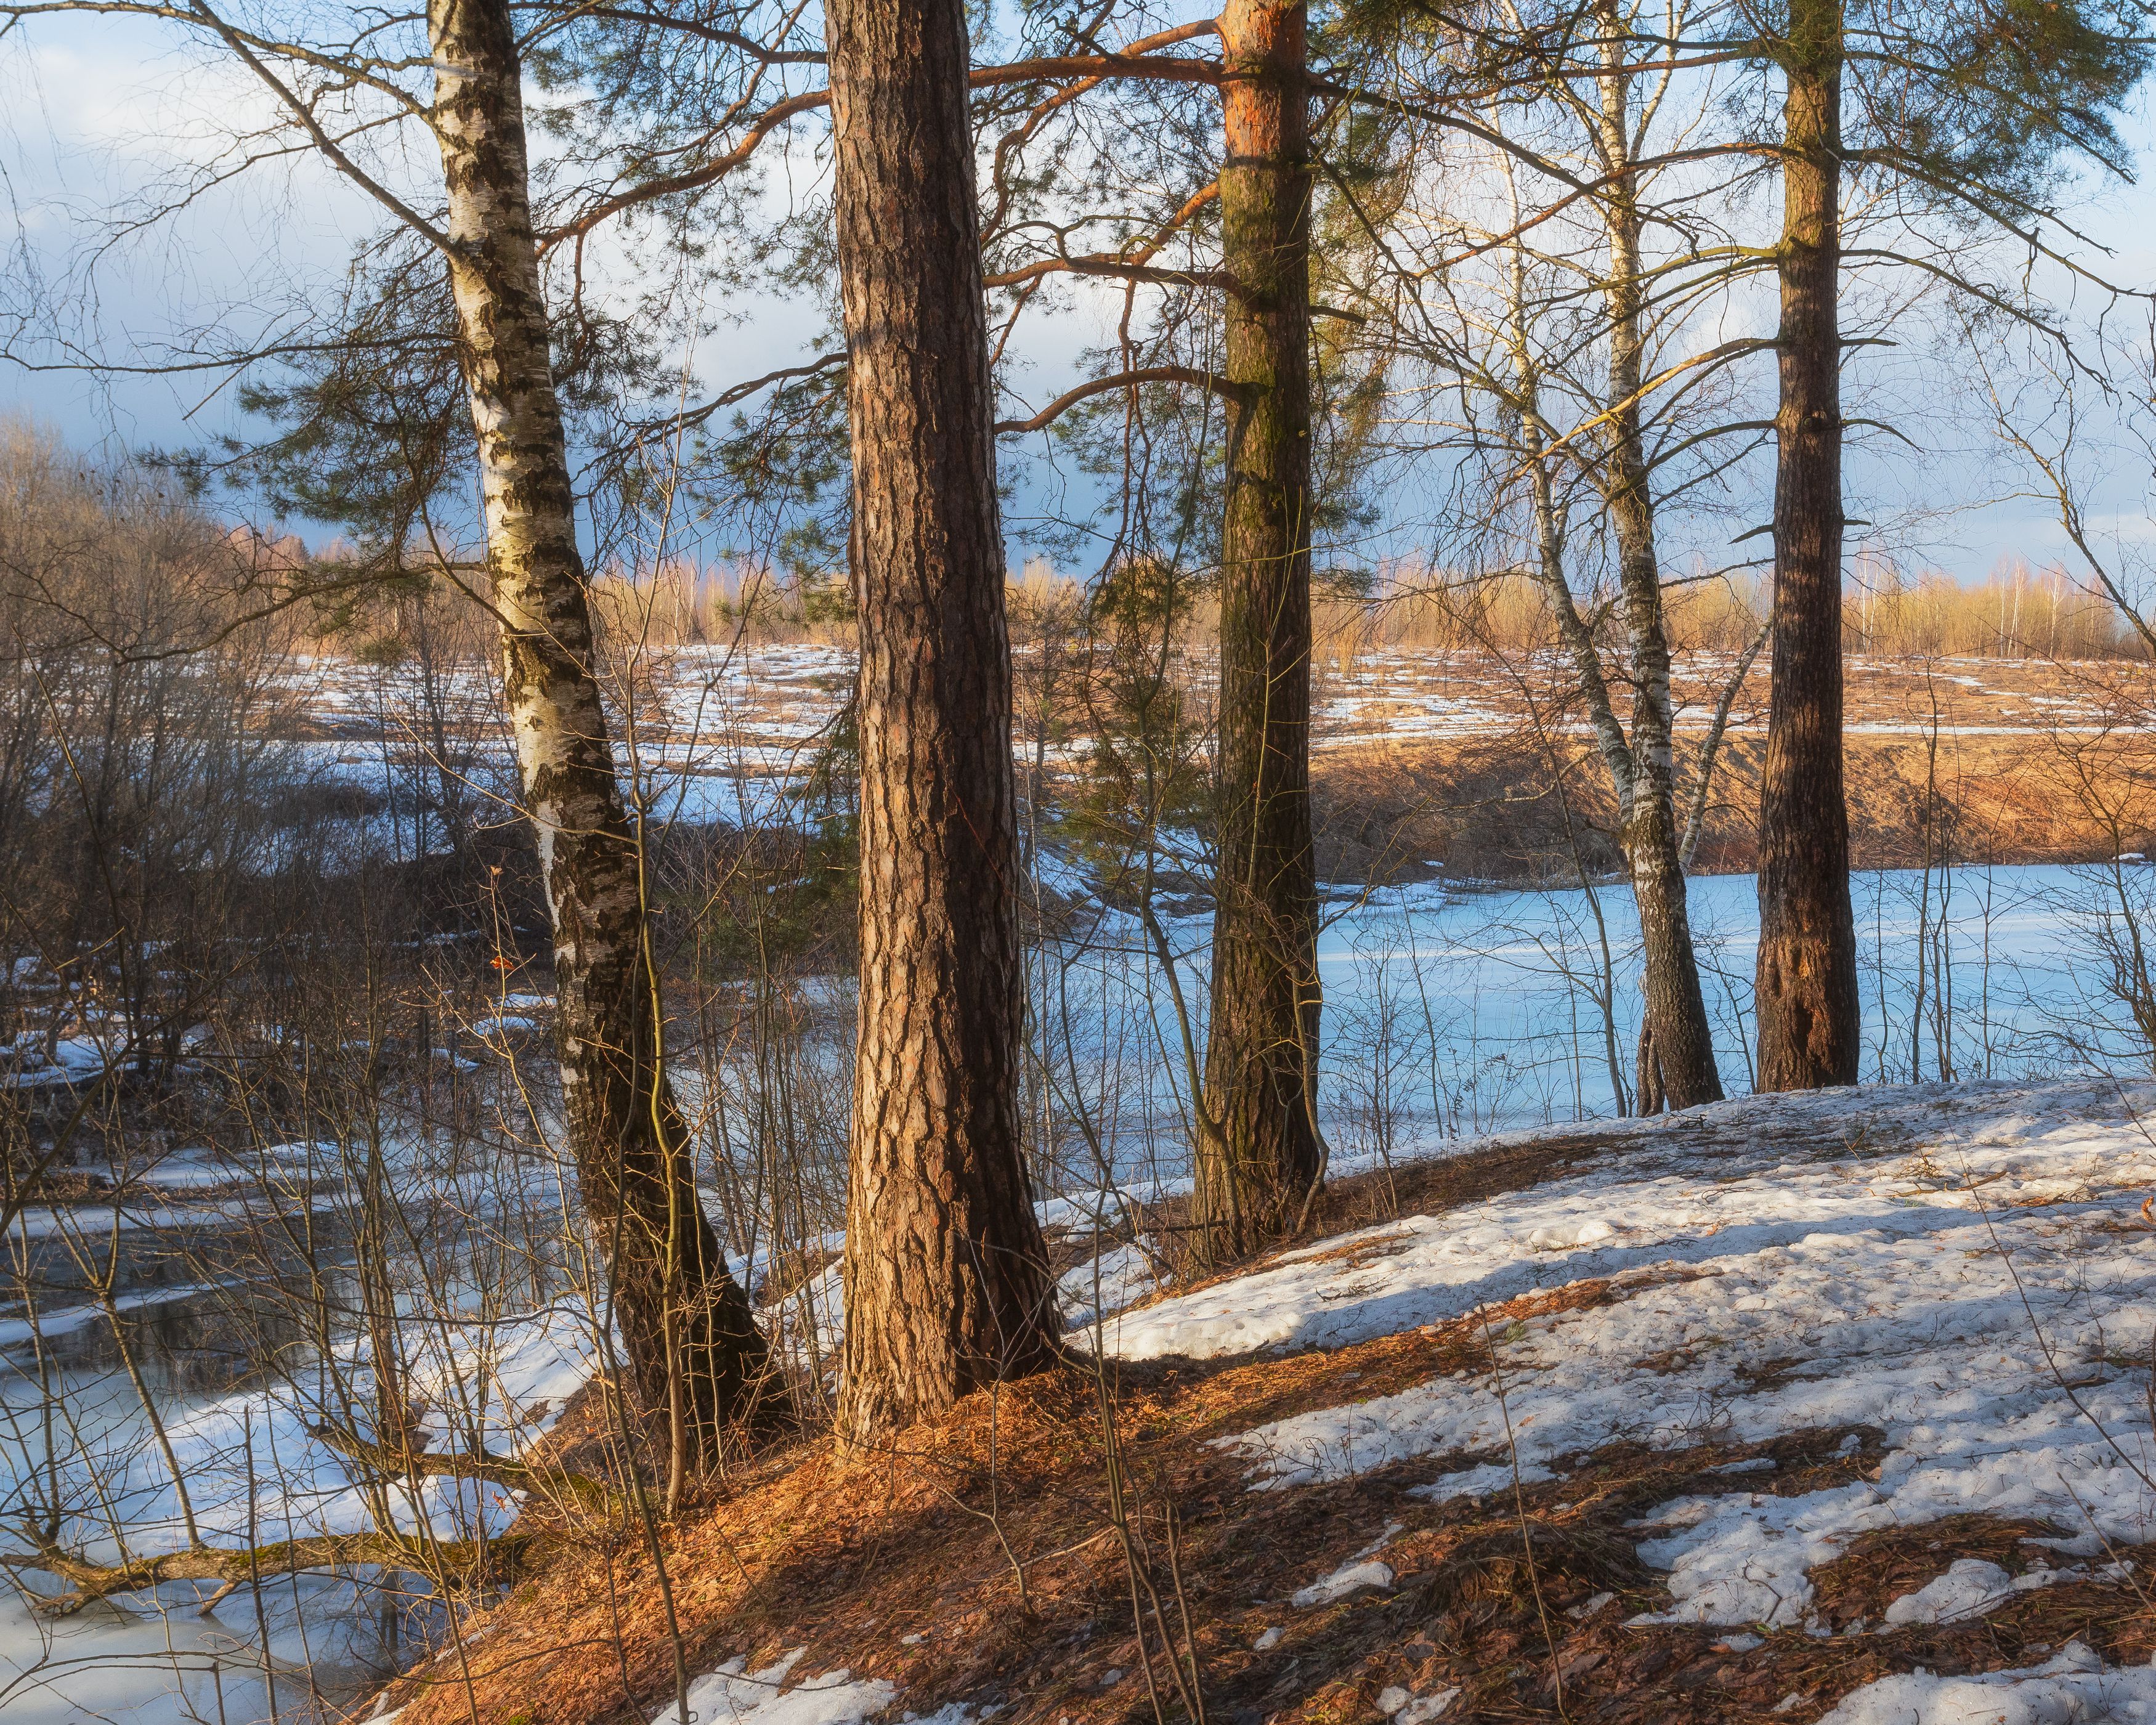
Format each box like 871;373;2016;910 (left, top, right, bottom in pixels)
826;0;1063;1436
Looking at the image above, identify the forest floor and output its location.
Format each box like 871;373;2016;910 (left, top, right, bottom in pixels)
375;1076;2156;1725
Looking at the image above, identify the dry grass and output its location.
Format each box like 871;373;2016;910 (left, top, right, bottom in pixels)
567;558;2144;664
1321;564;2137;662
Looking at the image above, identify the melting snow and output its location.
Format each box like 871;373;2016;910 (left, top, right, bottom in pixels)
1058;1242;1164;1329
1814;1640;2156;1723
1080;1079;2156;1658
1291;1557;1395;1607
1879;1558;2067;1626
1406;1460;1555;1503
649;1649;897;1725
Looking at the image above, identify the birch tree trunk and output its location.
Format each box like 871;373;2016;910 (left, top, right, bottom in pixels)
1754;0;1862;1089
826;0;1062;1439
1194;0;1323;1262
1592;20;1722;1113
428;0;777;1467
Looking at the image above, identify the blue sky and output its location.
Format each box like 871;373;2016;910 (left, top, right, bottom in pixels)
4;10;2154;589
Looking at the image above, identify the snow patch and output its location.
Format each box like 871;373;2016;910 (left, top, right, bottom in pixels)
1526;1217;1616;1251
1881;1558;2074;1627
1813;1640;2156;1724
1374;1687;1461;1723
1291;1559;1395;1608
1059;1243;1164;1330
649;1650;897;1725
1406;1461;1555;1503
1178;1079;2156;1631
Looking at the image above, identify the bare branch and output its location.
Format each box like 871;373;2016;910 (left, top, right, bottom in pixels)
995;367;1245;434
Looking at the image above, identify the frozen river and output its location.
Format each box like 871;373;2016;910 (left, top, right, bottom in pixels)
1037;859;2147;1183
1307;860;2127;1124
3;858;2149;1722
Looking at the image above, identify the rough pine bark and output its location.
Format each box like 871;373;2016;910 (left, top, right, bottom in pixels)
826;0;1061;1439
1592;20;1722;1113
1754;0;1862;1089
428;0;776;1463
1195;0;1323;1261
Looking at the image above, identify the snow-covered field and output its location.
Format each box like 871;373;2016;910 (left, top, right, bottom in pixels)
273;644;2156;838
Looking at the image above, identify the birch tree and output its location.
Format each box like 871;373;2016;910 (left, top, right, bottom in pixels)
426;0;779;1469
0;0;785;1470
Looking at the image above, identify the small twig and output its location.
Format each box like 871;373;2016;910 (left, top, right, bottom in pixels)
1477;1309;1570;1722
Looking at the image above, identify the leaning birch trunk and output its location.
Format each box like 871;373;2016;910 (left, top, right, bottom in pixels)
428;0;778;1467
1754;0;1862;1089
1196;0;1323;1262
826;0;1062;1438
1591;14;1722;1112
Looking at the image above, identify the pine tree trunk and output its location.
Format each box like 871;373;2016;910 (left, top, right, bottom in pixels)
826;0;1062;1438
1594;25;1722;1112
1195;0;1322;1261
1754;0;1861;1090
428;0;777;1465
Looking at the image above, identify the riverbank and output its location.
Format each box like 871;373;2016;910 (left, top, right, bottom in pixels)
373;1074;2156;1725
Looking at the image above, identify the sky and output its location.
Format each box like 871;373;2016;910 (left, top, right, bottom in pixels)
4;9;2155;590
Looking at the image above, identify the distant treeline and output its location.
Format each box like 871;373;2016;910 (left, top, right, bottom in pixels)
577;554;2146;663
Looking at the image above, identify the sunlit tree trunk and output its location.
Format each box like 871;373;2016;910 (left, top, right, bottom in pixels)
1754;0;1861;1089
1592;14;1722;1113
827;0;1062;1437
428;0;777;1467
1195;0;1323;1260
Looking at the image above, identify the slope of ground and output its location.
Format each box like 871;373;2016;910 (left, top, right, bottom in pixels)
376;1078;2156;1725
